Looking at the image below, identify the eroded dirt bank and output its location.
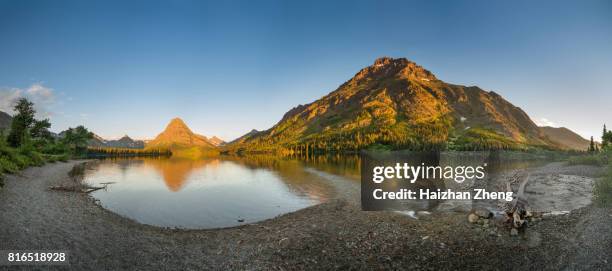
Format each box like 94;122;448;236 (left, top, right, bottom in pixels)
0;161;611;270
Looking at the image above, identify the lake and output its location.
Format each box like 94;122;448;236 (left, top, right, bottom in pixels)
83;152;596;229
82;155;357;229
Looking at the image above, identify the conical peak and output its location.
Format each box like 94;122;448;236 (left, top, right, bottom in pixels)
147;117;216;148
166;117;189;128
162;117;193;134
169;117;186;126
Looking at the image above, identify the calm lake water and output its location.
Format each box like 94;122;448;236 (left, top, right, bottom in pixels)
83;156;357;229
83;152;597;229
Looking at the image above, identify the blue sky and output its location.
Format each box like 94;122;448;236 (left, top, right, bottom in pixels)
0;0;610;141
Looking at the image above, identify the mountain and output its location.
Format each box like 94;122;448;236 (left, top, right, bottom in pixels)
229;57;556;152
87;133;107;147
106;135;145;149
539;126;590;151
0;111;12;131
87;134;145;149
208;136;225;146
146;118;217;153
228;129;260;145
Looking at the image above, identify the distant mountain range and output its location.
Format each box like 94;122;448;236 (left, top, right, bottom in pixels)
88;134;145;149
226;57;589;152
85;118;224;151
144;118;221;156
0;56;595;153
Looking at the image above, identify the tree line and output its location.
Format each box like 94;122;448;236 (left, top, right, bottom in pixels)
0;98;97;187
87;147;171;157
589;124;612;152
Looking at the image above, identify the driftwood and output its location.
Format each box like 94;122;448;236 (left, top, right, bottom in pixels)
49;184;108;193
48;185;82;192
84;186;106;193
501;173;530;228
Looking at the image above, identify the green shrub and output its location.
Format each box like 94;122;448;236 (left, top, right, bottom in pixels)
44;155;57;163
567;149;611;166
594;161;612;206
13;153;29;169
57;153;69;162
40;142;69;155
567;155;608;166
0;156;20;174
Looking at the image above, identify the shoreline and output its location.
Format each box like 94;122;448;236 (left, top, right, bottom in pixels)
1;160;611;270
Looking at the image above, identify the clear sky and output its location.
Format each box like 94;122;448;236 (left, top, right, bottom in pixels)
0;0;610;141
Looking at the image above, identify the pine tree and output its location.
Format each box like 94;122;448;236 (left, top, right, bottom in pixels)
603;124;609;149
589;136;595;152
7;98;36;147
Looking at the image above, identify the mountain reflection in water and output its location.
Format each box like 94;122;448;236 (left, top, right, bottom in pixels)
145;158;217;192
83;156;340;229
82;152;591;228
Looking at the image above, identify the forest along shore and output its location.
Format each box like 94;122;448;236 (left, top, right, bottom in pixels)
0;161;610;270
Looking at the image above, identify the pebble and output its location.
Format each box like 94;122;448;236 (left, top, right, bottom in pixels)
473;208;493;218
510;228;519;236
468;213;479;224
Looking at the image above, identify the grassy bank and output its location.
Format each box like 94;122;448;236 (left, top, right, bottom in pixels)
567;152;610;166
566;149;612;206
0;139;69;188
593;163;612;206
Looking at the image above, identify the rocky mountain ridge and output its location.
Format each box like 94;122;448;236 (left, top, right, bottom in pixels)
228;57;561;152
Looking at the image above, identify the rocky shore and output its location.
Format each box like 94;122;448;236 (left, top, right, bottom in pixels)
0;161;610;270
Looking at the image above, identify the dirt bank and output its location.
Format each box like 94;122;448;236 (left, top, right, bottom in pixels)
0;161;611;270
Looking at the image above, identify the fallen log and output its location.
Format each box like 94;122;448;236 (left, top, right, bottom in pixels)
84;186;106;193
48;185;81;192
49;184;107;193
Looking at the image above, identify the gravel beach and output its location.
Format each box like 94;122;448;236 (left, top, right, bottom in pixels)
1;160;611;270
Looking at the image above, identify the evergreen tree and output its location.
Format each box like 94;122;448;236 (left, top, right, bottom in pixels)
603;131;612;151
589;136;595;152
62;125;93;154
7;98;36;147
603;124;609;149
31;119;52;140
